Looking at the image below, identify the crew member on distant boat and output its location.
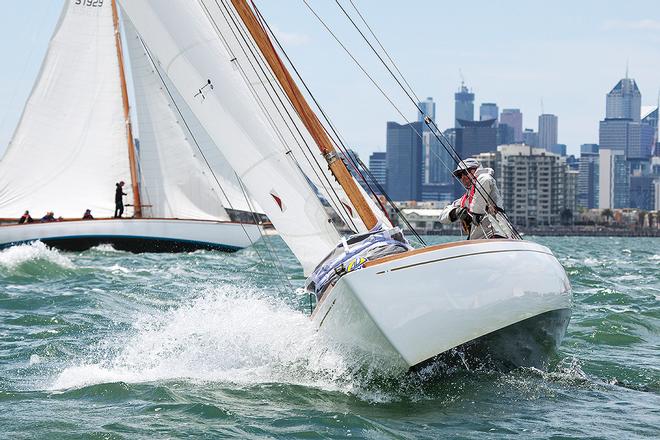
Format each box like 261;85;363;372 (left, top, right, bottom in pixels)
82;209;94;220
40;211;56;222
114;181;127;218
439;158;506;239
18;210;34;224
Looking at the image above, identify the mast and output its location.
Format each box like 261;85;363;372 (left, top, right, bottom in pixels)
111;0;142;218
230;0;377;230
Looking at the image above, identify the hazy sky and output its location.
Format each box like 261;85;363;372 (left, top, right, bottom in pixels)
1;0;658;159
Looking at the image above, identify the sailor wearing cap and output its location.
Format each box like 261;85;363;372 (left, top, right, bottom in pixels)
438;158;506;239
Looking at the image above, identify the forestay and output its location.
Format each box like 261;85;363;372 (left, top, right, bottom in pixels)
118;0;344;274
198;0;391;232
122;17;231;221
0;0;131;218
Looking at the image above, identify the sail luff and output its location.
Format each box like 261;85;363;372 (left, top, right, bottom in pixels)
111;0;142;218
229;0;377;230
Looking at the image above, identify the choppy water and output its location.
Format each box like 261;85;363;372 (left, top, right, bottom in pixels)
0;236;658;439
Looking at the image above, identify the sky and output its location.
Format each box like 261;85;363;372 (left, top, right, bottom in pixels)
0;0;658;160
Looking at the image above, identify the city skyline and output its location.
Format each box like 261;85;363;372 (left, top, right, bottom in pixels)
0;1;659;160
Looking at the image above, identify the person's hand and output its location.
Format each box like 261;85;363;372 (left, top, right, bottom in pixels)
487;204;498;215
455;207;472;223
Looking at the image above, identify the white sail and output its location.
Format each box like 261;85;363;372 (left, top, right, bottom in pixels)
124;19;261;215
197;0;391;232
118;0;344;274
0;0;131;219
122;16;230;221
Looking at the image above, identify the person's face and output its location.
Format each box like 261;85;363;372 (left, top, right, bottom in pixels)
459;169;475;188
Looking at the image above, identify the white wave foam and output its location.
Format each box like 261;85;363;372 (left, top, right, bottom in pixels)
0;241;75;270
52;286;367;393
91;244;121;253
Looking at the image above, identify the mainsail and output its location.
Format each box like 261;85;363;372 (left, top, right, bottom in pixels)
118;0;390;273
118;0;348;273
0;0;131;218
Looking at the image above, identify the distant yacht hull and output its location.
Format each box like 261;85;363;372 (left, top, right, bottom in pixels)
0;218;261;252
312;239;572;371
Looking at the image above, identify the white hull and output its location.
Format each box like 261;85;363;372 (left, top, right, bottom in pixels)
0;218;261;252
312;239;572;370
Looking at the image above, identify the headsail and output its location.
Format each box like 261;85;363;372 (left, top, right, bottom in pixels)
122;15;231;221
118;0;344;274
0;0;131;218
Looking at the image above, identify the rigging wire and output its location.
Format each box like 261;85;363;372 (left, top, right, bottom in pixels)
305;0;522;239
137;36;293;291
250;2;427;246
207;0;361;233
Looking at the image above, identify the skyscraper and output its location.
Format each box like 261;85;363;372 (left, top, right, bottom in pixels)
500;109;523;142
454;82;474;128
606;78;641;121
577;144;599;209
386;121;423;201
522;128;538;147
418;97;436;123
454;119;497;158
599;149;629;209
538;114;558;150
479;103;498;123
368;151;387;193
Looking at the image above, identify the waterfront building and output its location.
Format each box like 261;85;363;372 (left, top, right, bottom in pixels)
368;151;387;193
479;103;498;124
564;169;579;220
577;144;599;209
522;128;538;147
476;145;565;227
386;121;423;201
629;174;655;211
538;114;558;151
599;148;629;209
500;109;523;142
454;82;474;128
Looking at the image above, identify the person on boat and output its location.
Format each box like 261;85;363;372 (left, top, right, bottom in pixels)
114;181;127;218
40;211;56;222
82;209;94;220
438;158;507;240
18;210;34;224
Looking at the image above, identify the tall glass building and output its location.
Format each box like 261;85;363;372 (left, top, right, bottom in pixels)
454;82;474;128
479;103;499;124
606;78;641;121
599;149;629;209
368;152;387;193
577;144;599;209
386;121;423;201
538;114;558;151
500;109;523;142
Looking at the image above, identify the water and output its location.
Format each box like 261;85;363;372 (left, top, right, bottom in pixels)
1;237;658;439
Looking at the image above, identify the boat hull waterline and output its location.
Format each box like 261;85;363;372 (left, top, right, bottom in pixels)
0;219;261;252
312;239;572;370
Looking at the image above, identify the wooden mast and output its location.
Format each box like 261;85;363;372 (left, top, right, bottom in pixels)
230;0;377;230
111;0;142;218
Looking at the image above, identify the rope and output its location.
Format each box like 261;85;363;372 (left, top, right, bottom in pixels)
251;2;427;244
310;0;522;239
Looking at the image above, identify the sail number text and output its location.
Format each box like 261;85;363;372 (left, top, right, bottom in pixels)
75;0;104;7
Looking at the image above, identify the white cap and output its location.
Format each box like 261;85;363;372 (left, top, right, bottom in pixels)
452;158;481;176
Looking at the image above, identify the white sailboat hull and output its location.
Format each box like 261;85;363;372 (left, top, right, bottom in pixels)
312;239;572;370
0;218;260;253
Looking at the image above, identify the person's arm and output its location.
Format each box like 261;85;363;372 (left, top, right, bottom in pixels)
439;200;463;224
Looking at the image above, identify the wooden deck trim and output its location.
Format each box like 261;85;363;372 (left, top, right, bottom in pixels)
363;239;521;268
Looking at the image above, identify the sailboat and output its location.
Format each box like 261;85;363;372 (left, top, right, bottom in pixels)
0;0;261;253
118;0;572;371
